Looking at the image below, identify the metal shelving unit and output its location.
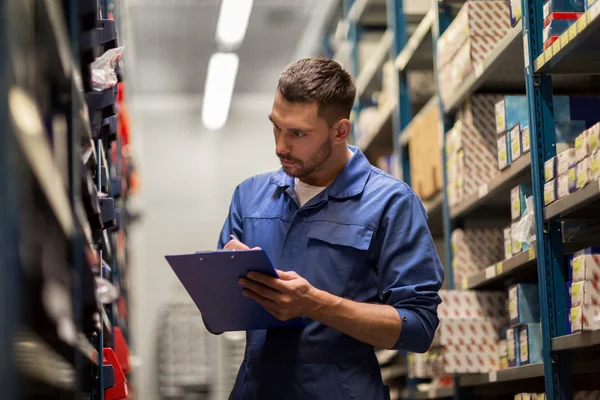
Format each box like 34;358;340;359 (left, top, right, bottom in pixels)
324;0;600;399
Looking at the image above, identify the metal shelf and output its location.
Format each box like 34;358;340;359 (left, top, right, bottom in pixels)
395;9;434;72
450;153;532;221
463;247;537;290
357;98;396;152
552;331;600;352
535;5;600;74
459;363;545;387
356;30;394;97
424;191;443;237
544;179;600;220
413;387;454;399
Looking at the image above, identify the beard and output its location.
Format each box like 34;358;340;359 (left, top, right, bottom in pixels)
277;136;333;178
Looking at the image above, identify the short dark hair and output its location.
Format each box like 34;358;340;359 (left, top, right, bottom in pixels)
277;57;356;126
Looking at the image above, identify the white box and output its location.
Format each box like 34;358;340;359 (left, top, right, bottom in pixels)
576;130;589;162
438;290;507;320
557;149;576;176
521;126;531;153
591;150;600;181
504;227;513;260
510;125;522;161
577;157;591;189
557;173;569;199
572;252;600;283
544;180;556;206
498;134;509;170
570;305;600;332
545;156;557;182
444;343;499;373
506;327;518;367
570;281;600;307
437;319;500;346
588;123;600;153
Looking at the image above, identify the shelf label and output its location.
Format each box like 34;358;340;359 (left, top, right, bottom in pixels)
485;266;496;280
478;184;489;199
523;33;530;69
489;371;498;383
543;48;553;64
577;14;588;33
569;23;579;41
552;40;561;57
534;57;543;71
528;247;536;261
560;32;570;48
496;262;503;276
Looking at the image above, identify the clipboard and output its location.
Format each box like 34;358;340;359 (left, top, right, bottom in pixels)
165;249;304;334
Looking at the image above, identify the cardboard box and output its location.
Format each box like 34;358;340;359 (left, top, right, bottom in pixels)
568;164;578;193
437;319;501;346
498;339;508;369
570;304;600;332
557;172;570;199
522;126;531;154
509;283;541;327
498;134;511;170
439;290;507;320
576;129;589;162
511;184;533;221
570;280;600;307
591;150;600;181
504;226;513;260
510;125;523;162
571;247;600;282
518;323;543;365
557;148;576;176
507;326;519;367
577;157;591;189
496;96;530;135
443;343;499;373
452;228;505;278
408;100;443;200
545;156;557;182
588;122;600;152
510;0;522;25
544;0;585;18
544;180;557;205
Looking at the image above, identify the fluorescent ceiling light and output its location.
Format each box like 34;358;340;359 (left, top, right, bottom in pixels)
215;0;254;49
202;53;239;131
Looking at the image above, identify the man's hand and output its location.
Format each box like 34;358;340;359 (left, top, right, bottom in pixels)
239;270;325;321
224;238;260;251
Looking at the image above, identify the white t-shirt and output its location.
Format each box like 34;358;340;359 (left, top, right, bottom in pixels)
295;178;327;207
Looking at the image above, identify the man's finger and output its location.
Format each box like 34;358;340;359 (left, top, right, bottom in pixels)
239;278;282;300
276;270;299;280
242;288;277;308
224;239;250;251
246;272;287;291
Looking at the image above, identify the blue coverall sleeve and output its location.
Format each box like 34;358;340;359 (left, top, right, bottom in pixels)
217;185;244;249
377;191;444;353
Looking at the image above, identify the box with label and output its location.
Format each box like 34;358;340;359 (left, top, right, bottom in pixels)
509;283;541;327
496;96;529;135
557;148;577;176
570;304;600;332
557;172;570;199
544;180;557;205
518;323;543;365
576;129;589;161
452;228;505;279
498;339;508;369
545;156;557;182
498;134;511;170
570;247;600;282
588;122;600;152
556;120;596;145
577;157;591;189
511;220;532;255
439;290;508;320
570;280;600;307
522;126;531;154
543;0;585;19
506;326;519;367
437;319;501;346
510;0;522;25
511;183;533;221
591;151;600;180
568;163;578;193
510;125;523;162
504;226;513;260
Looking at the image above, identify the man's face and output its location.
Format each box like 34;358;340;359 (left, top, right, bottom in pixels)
269;91;334;179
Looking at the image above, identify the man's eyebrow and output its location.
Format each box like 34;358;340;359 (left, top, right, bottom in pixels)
268;115;277;125
269;115;313;132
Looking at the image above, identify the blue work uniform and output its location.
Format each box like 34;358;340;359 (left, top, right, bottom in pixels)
218;146;444;400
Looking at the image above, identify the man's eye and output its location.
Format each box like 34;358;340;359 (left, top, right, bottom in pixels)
292;131;305;137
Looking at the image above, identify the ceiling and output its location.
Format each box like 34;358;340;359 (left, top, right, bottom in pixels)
125;0;322;96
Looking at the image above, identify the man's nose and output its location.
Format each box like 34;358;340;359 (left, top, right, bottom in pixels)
276;134;290;155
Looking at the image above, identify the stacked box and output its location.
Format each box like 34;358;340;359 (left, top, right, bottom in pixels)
570;305;600;332
576;129;590;161
558;148;577;176
510;0;522;25
438;1;511;103
570;280;600;307
592;151;600;181
498;133;511;170
451;228;504;282
504;226;513;260
521;126;531;154
588;123;600;152
568;248;600;333
498;339;508;369
510;125;523;162
577;157;591;189
570;247;600;282
506;326;519;367
544;180;557;205
509;284;541;327
511;220;532;255
443;343;499;373
496;96;530;135
439;290;508;320
545;157;557;182
568;163;578;193
557;172;570;199
544;0;585;18
511;184;533;221
518;323;543;365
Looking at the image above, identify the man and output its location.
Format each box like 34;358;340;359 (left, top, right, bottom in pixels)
218;57;443;400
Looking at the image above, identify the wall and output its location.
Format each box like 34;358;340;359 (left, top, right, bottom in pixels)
128;93;279;400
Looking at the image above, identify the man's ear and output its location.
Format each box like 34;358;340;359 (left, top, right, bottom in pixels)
333;119;351;143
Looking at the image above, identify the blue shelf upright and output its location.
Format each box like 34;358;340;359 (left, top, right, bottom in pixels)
343;0;362;143
521;0;573;398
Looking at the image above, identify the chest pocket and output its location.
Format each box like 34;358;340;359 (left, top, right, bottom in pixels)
304;221;375;298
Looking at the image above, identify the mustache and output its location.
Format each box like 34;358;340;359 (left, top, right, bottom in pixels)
276;153;302;163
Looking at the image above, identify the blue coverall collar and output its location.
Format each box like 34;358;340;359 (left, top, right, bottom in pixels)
268;145;371;199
